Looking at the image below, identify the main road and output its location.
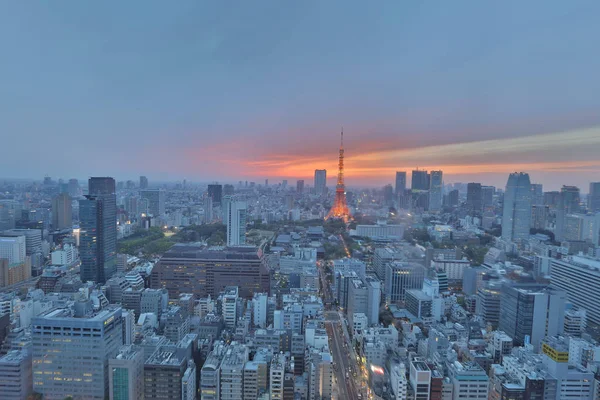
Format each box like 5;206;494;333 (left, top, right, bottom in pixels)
326;311;365;400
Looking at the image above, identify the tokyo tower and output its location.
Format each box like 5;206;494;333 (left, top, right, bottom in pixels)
326;129;351;222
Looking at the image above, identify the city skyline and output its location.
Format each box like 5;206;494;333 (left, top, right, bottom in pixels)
1;2;600;189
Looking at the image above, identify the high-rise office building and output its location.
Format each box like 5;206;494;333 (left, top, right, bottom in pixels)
139;176;148;189
140;189;165;216
207;184;223;205
383;184;394;206
466;183;483;213
0;236;25;264
589;182;600;212
314;169;327;196
32;306;123;399
80;177;117;284
67;178;80;197
501;172;532;242
556;185;582;241
296;180;304;194
499;284;566;349
223;196;247;246
447;189;459;207
530;183;543;205
52;193;72;230
481;186;495;208
428;170;443;212
223;184;234;196
395;171;407;195
0;229;42;257
385;262;425;304
203;196;213;223
411;169;429;191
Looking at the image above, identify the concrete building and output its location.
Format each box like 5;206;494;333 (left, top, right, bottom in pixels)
223;196;247;246
32;305;123;399
221;286;238;329
550;255;600;325
501;172;532;242
220;344;249;400
395;171;407;196
365;276;381;326
207;184;223;205
201;343;226;400
314;169;327;196
390;363;408;400
0;350;32;400
0;229;42;256
52;192;72;230
589;182;600;212
466;183;483;213
447;361;488;400
428;170;443;212
151;245;270;299
252;292;268;328
476;282;502;329
244;359;268;400
499;284;566;349
140;189;166;216
347;278;368;329
406;289;443;323
0;258;31;288
410;358;431;400
80;177;117;283
144;345;189;400
385;262;425;305
141;288;168;318
270;353;285;400
109;345;144;400
431;258;470;281
0;235;26;264
354;220;405;241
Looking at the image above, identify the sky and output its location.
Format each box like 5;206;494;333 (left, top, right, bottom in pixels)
1;1;600;191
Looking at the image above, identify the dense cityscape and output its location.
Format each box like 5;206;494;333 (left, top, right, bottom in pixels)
0;130;599;400
3;2;600;400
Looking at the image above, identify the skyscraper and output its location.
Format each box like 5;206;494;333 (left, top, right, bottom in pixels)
383;185;394;206
223;196;247;246
296;179;305;194
428;170;443;212
139;176;148;189
589;182;600;212
411;170;429;191
140;189;165;216
80;177;117;283
466;183;482;213
481;186;495;209
395;171;407;196
52;193;72;230
67;178;80;197
501;172;532;242
207;184;223;205
314;169;327;196
555;185;582;241
530;183;543;205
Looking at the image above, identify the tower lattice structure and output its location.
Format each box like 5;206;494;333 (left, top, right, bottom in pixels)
326;129;351;222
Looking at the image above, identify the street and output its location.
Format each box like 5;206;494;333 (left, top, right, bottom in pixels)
326;311;367;400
